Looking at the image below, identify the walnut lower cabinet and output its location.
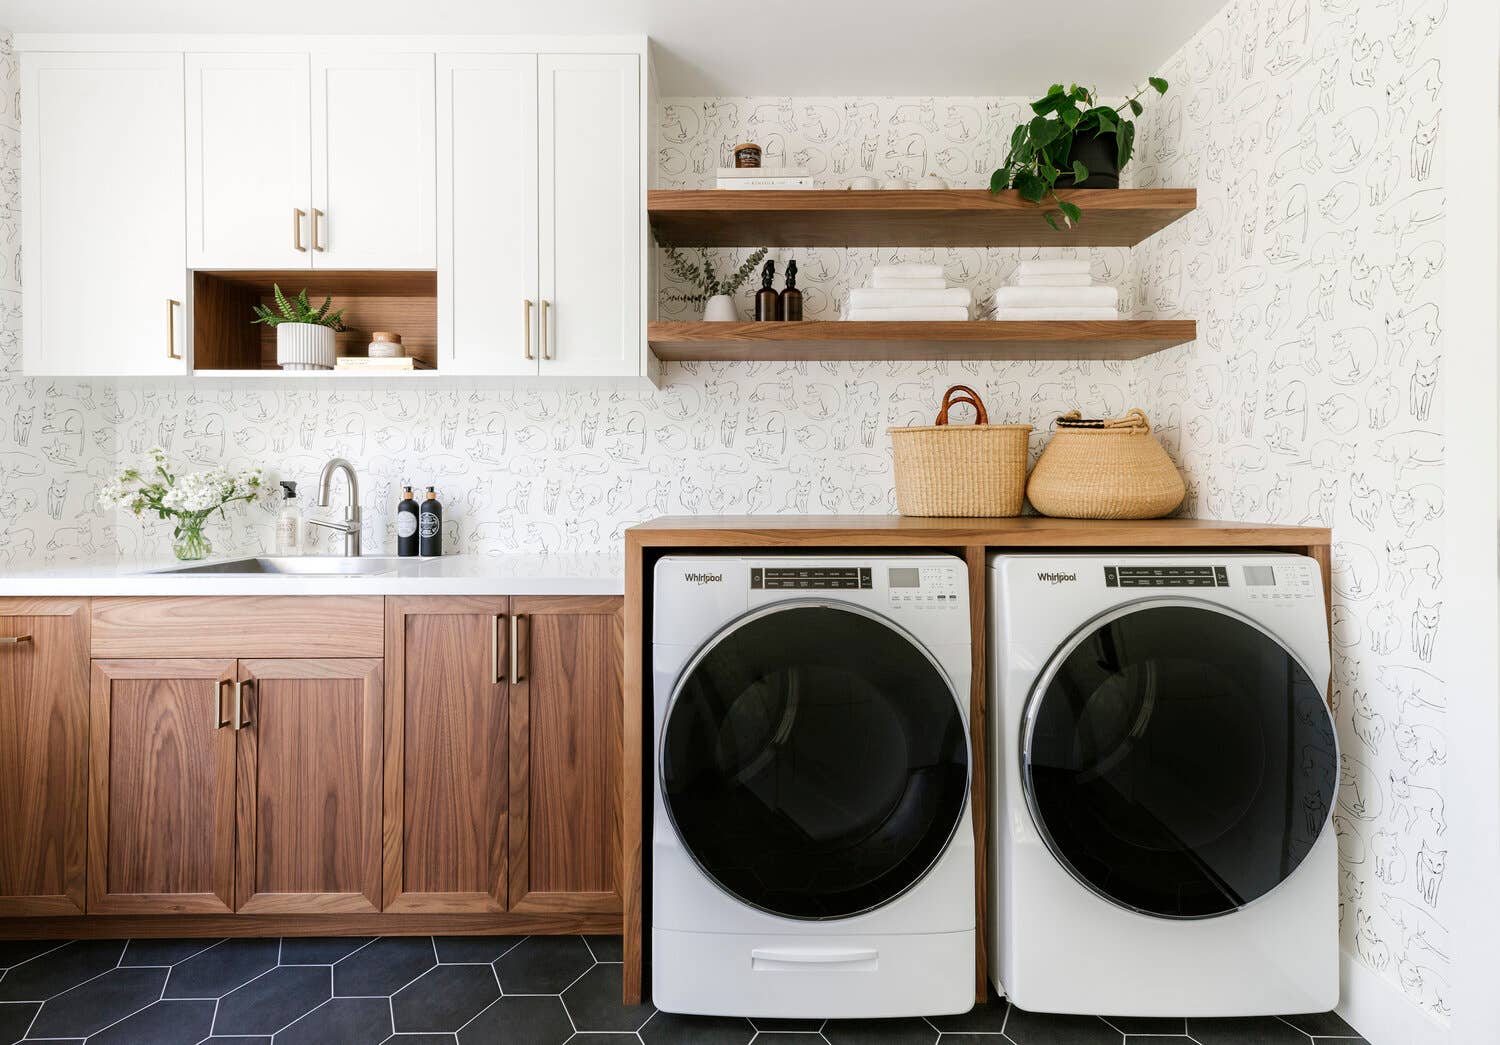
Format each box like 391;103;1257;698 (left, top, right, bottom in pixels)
0;599;90;916
88;656;383;914
385;595;623;917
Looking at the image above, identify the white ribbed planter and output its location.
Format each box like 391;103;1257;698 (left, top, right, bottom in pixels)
276;322;336;370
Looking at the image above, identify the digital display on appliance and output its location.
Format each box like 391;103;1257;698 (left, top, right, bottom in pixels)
888;568;920;588
1103;565;1229;588
751;567;873;590
1243;565;1276;586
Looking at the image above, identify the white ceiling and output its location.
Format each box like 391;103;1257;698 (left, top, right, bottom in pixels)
3;0;1229;97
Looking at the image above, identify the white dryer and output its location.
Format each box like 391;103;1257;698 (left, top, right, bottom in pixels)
988;553;1338;1016
653;555;975;1018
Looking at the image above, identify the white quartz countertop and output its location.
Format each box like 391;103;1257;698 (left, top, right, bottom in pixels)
0;553;624;597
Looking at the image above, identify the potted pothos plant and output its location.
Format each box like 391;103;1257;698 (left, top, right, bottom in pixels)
660;245;770;321
251;285;347;370
990;76;1168;229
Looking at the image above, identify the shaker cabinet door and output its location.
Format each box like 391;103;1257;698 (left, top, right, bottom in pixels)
20;52;188;376
186;52;313;269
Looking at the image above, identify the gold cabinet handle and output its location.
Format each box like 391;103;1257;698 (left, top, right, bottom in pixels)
0;635;31;645
294;207;308;252
311;208;325;252
217;678;232;729
167;299;182;360
511;614;528;683
492;613;507;685
539;300;550;360
234;679;255;730
523;300;534;361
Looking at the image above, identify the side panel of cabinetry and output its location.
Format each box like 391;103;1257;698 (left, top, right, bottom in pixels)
384;597;509;912
0;599;89;916
509;595;622;914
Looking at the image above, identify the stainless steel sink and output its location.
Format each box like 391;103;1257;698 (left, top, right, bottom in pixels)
155;556;402;576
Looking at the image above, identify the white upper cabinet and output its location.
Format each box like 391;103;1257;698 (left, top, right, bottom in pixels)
538;53;641;377
437;53;538;376
312;53;436;269
186;53;312;269
21;52;188;376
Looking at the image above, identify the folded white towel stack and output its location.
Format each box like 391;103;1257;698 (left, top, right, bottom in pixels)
847;264;971;321
992;258;1120;321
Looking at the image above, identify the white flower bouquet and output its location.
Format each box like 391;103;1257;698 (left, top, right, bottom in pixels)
99;447;266;560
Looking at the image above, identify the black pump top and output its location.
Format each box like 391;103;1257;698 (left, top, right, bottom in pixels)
760;259;777;289
279;480;297;500
784;259;798;289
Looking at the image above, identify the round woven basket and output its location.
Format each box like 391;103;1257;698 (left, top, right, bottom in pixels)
889;385;1032;517
1026;408;1185;519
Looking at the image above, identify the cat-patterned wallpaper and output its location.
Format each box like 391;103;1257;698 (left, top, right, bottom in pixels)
1129;0;1449;1022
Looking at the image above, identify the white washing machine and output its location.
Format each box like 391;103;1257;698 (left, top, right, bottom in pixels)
988;553;1338;1016
653;554;975;1018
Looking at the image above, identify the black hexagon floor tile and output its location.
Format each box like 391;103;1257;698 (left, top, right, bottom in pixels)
163;939;278;999
280;937;373;965
0;1001;39;1043
493;936;594;995
120;939;222;967
1281;1011;1359;1036
0;942;62;970
334;937;437;997
27;967;167;1038
1312;1038;1371;1044
213;965;330;1036
392;965;500;1033
1120;1037;1192;1044
201;1037;271;1044
640;1011;756;1045
754;1035;830;1044
1187;1016;1312;1044
88;999;215;1045
1002;1007;1120;1045
0;941;125;1001
582;935;623;962
563;962;655;1032
924;986;1008;1033
568;1036;647;1045
1102;1015;1186;1034
823;1017;937;1044
388;1035;459;1044
458;995;573;1045
433;936;526;964
278;997;393;1045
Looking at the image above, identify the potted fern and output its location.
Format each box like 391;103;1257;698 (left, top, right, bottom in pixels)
251;285;347;370
661;245;770;321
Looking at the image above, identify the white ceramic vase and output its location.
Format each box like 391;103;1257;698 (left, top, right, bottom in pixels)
277;322;336;370
703;295;738;322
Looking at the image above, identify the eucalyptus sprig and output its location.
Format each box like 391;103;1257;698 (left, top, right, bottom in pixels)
990;77;1168;230
251;284;347;331
660;245;770;306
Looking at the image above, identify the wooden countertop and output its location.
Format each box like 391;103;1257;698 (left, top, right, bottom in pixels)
625;515;1331;548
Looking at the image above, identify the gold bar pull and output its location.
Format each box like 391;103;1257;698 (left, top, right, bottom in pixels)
167;299;182;360
293;207;308;252
511;614;528;683
233;679;255;730
311;208;326;252
523;299;534;361
539;300;550;360
0;635;32;645
492;613;507;685
217;678;232;729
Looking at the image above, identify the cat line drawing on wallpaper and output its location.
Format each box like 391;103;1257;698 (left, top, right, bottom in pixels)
1132;0;1448;1018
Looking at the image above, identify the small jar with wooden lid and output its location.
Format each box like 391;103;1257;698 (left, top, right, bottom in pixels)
732;143;762;168
368;331;403;358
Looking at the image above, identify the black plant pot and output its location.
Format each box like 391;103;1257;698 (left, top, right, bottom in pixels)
1062;131;1121;189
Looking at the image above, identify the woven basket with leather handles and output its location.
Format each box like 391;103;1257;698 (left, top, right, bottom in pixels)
1026;408;1185;519
889;385;1031;517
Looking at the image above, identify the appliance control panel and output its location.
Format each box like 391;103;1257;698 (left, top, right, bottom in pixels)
1100;562;1318;599
1104;565;1229;588
885;564;963;610
751;566;872;590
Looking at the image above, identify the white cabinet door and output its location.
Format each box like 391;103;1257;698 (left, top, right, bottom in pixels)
437;53;538;376
538;53;641;377
311;53;436;269
186;53;311;269
21;52;188;376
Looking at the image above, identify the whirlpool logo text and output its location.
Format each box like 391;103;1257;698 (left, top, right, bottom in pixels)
1036;571;1077;585
684;572;723;584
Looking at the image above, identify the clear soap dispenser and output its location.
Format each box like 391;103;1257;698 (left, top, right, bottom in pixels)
275;481;302;555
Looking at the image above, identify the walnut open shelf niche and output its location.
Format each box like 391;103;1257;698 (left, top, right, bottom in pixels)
648;187;1197;247
191;269;437;374
649;319;1197;362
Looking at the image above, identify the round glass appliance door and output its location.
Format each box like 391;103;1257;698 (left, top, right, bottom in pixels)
662;603;969;920
1022;600;1336;919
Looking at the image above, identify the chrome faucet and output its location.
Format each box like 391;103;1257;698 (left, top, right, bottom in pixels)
308;457;362;556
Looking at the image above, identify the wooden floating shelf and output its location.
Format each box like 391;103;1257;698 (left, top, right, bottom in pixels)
648;188;1196;247
648;320;1197;362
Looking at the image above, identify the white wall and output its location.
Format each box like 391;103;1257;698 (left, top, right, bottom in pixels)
1131;0;1451;1033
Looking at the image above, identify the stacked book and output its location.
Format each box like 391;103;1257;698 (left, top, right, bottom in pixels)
334;356;432;371
715;166;814;190
991;259;1119;320
846;264;972;321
